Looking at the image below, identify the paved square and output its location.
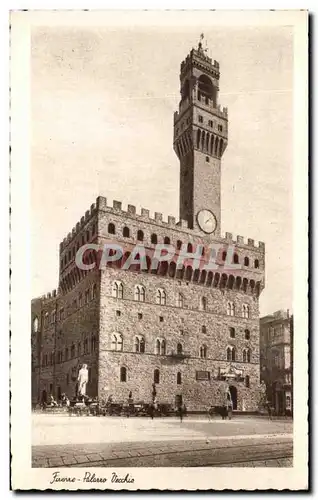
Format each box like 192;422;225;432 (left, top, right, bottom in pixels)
32;414;293;467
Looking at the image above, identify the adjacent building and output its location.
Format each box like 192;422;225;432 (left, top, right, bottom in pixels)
260;310;293;415
31;40;265;412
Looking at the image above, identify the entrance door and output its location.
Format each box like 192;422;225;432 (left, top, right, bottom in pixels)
229;385;238;410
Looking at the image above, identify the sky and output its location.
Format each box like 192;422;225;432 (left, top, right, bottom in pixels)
31;25;293;316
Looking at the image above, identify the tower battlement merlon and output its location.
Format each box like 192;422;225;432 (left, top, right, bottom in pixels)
96;196;184;229
59;203;98;251
180;49;220;80
38;289;58;303
221;232;265;252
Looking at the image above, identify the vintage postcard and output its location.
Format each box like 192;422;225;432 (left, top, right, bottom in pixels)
10;10;308;490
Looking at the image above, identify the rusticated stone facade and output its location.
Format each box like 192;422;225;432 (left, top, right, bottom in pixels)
31;41;265;412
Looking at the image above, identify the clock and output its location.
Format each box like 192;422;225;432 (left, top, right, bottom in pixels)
197;209;217;234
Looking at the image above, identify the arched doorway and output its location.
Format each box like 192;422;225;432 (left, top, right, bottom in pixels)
229;385;238;410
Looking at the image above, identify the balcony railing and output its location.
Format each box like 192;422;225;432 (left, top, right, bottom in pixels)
170;351;191;359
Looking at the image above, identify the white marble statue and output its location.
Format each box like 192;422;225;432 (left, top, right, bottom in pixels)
77;364;89;397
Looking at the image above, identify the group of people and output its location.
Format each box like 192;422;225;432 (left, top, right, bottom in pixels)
43;393;70;409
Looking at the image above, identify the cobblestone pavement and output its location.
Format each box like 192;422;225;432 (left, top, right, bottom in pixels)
32;414;293;468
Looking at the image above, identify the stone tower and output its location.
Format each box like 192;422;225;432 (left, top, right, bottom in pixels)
173;39;228;237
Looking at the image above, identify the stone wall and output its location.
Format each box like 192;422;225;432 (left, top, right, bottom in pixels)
98;266;261;411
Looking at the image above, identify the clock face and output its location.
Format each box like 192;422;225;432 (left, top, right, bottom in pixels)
197;209;217;234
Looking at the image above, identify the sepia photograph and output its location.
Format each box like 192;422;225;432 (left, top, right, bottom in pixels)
10;9;308;490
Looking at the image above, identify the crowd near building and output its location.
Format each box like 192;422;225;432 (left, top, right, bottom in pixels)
31;40;266;412
260;310;293;415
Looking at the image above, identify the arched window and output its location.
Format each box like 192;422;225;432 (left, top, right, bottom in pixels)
200;296;207;311
200;345;207;358
206;133;210;151
112;281;124;299
210;134;214;155
177;293;184;308
193;269;200;282
245;375;250;388
201;130;205;150
135;335;145;353
177;372;182;385
134;337;140;352
227;302;235;316
108;223;115;234
154;369;160;384
164;236;171;244
201;325;207;334
120;367;127;382
86;230;90;242
155;339;160;355
84;338;89;354
233;253;239;264
177;343;183;355
227;346;235;361
242;304;250;319
44;312;49;327
187;242;193;252
177;240;182;250
245;329;250;340
219;138;224;157
156;288;167;305
198;74;216;103
33;316;39;333
155;339;160;354
111;333;123;351
222;251;227;261
161;339;166;355
200;270;207;284
246;349;251;363
244;256;250;266
140;337;145;353
137;230;144;241
254;259;259;269
215;136;219;156
134;285;145;302
229;327;235;338
123;226;130;238
186;266;192;281
151;233;158;244
196;129;201;149
169;261;176;278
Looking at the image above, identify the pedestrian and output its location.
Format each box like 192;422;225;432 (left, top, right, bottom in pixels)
227;399;233;420
266;400;272;421
182;404;187;418
149;402;154;420
177;404;183;423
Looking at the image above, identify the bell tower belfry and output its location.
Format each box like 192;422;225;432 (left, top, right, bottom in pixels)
173;37;228;237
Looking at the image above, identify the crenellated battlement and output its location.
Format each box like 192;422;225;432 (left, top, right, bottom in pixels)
39;289;57;302
181;48;220;78
174;100;228;124
222;232;265;252
59;194;265;256
60;202;97;251
96;195;189;229
95;196;264;252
